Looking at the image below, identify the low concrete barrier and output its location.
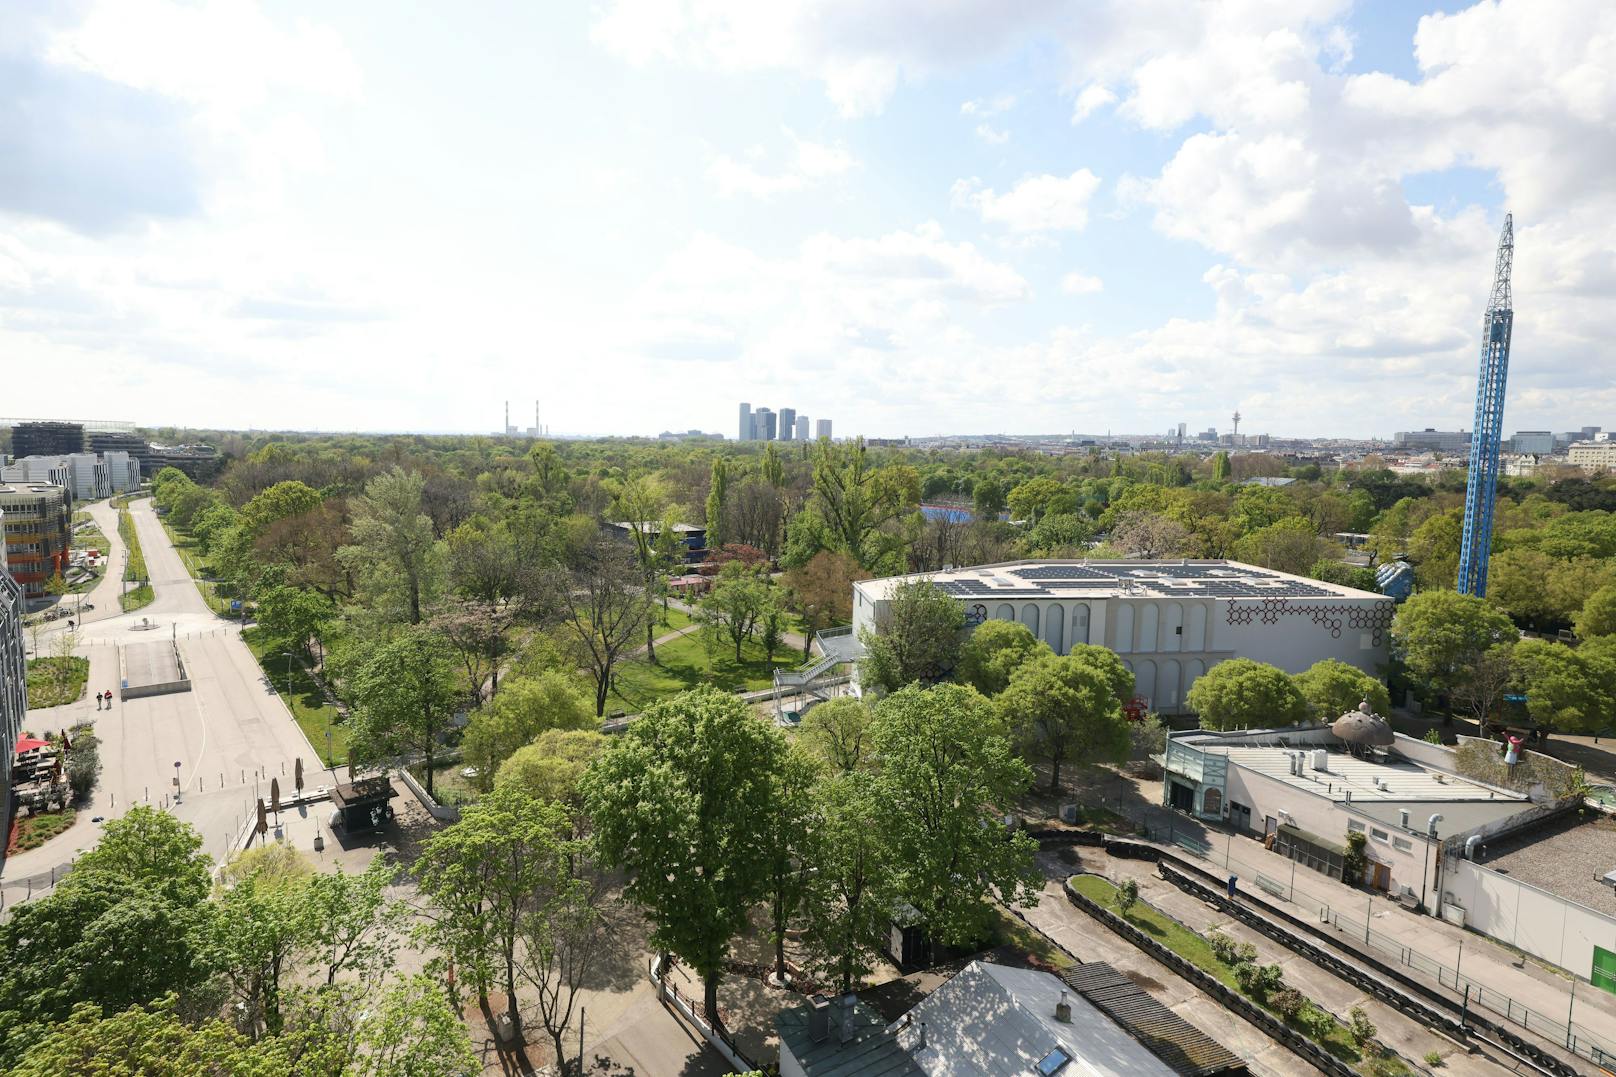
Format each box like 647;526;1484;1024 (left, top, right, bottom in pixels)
649;955;751;1073
396;766;460;823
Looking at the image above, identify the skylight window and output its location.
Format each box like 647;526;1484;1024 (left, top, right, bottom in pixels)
1036;1047;1072;1075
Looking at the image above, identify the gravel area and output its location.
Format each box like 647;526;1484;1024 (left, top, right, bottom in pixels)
1483;809;1616;909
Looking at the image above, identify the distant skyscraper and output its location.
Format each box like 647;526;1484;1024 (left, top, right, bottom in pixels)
815;418;831;440
795;415;810;440
779;407;796;440
754;407;775;440
738;402;752;441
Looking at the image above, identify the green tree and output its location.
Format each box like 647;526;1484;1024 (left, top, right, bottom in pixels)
0;874;215;1058
582;687;785;1029
999;651;1133;793
1392;590;1517;702
240;480;324;539
783;550;864;659
956;619;1050;697
698;560;772;662
802;771;899;994
256;584;335;657
1511;639;1609;737
340;466;442;625
10;997;272;1077
764;746;820;984
557;535;650;716
351;974;480;1077
972;477;1006;520
1408;509;1463;590
705;456;729;548
1185;658;1311;730
761;441;785;488
811;437;920;570
495;729;607;818
348;629;462;797
798;697;873;774
461;671;594;791
1293;658;1391;720
1231;516;1335;575
870;684;1041;946
73;804;213;905
208;852;319;1037
415;786;575;1036
1577;584;1616;639
610;474;673;662
1022;513;1095;557
1006;477;1067;525
1212;451;1232;482
857;578;964;693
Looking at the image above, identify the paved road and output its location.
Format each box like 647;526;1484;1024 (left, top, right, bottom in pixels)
3;498;332;906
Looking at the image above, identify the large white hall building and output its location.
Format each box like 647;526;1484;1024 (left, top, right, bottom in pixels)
851;560;1393;713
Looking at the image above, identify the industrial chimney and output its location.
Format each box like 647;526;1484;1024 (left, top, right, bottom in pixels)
1055;991;1072;1023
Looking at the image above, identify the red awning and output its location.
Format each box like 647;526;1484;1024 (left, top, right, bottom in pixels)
14;736;50;754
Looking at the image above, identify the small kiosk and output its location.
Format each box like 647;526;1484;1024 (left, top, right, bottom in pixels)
330;777;399;831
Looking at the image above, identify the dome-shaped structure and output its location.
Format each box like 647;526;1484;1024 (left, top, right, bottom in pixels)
1332;698;1394;749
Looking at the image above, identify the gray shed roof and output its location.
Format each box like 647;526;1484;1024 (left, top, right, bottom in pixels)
777;996;922;1077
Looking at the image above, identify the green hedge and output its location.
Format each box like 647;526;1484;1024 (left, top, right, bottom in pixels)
117;506;154;613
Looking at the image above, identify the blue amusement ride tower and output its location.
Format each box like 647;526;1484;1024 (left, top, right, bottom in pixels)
1456;214;1515;597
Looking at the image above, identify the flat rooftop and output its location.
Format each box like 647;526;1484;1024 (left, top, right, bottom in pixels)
1214;744;1527;806
1482;812;1616;911
857;559;1386;603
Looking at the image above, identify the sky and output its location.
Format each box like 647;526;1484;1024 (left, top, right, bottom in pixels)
1;0;1613;440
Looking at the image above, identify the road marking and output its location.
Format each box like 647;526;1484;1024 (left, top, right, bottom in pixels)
183;639;208;794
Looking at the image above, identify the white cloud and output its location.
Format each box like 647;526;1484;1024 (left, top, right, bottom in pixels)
1060;272;1103;294
591;1;1059;116
973;123;1009;145
1071;84;1116;121
952;170;1101;233
707;130;857;198
961;93;1016;116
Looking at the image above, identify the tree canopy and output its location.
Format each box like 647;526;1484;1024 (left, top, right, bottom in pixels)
1185;658;1311;731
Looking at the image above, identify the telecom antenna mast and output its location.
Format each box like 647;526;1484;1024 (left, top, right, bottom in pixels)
1456;214;1514;596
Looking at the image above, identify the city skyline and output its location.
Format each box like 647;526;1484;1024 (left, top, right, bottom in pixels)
1;3;1613;438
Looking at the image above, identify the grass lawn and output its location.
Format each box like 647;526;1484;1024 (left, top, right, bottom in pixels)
117;506;154;613
1069;874;1377;1070
243;628;350;766
161;519;232;616
26;656;89;708
11;809;78;853
407;759;481;808
991;904;1072;969
611;626;785;712
653;604;696;635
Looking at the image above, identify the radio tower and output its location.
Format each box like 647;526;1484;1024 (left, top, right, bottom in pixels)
1457;214;1515;597
1230;409;1241;443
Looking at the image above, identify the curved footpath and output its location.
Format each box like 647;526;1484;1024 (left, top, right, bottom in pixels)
2;498;329;907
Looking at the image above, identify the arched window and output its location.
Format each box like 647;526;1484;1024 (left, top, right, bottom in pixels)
1113;603;1134;653
1045;603;1065;653
996;603;1015;621
1201;787;1224;816
1020;604;1040;637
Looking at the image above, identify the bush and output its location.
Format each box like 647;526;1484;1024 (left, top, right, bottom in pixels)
1348;1005;1376;1048
1235;941;1257;966
1234;961;1285;1000
1297;1003;1336;1041
1343;830;1368;886
1423;1050;1444;1067
1269;988;1306;1021
1207;931;1238;964
1424;728;1443;744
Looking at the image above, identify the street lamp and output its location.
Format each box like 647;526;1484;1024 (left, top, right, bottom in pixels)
278;653;294;704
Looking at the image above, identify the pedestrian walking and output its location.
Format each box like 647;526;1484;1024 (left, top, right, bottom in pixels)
104;689;113;707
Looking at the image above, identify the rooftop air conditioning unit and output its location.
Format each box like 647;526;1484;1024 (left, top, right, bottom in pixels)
1312;749;1329;772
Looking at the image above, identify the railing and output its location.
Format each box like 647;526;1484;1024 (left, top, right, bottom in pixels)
648;955;755;1072
1105;795;1616;1070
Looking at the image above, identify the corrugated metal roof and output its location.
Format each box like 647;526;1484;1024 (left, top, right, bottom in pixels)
1060;963;1247;1076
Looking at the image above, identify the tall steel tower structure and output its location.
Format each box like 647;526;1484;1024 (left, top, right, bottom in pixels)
1457;214;1515;597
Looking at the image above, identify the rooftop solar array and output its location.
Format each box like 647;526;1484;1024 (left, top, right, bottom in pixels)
927;561;1346;600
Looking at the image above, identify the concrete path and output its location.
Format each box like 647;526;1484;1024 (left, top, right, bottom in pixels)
3;498;331;907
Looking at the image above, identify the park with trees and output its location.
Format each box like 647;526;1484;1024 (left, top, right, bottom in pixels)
96;425;1616;1067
